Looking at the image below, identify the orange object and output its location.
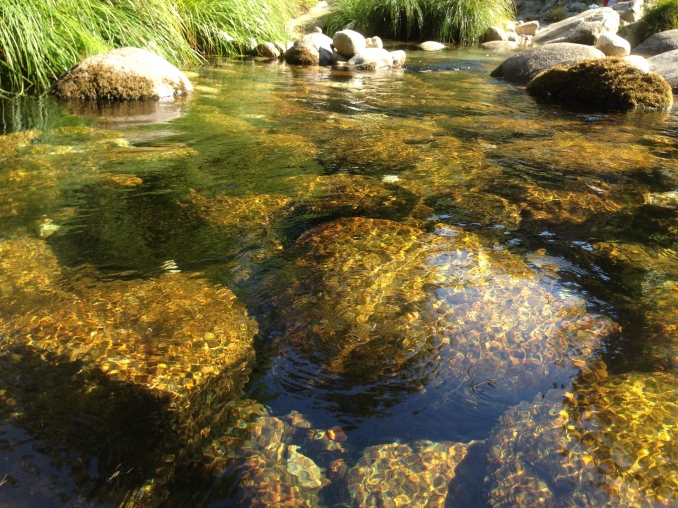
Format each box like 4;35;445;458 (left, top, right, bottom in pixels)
327;426;348;442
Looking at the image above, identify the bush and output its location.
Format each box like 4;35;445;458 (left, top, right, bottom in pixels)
544;6;568;22
0;0;302;96
326;0;515;45
638;0;678;41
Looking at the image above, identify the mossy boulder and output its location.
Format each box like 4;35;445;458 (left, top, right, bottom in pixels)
53;47;193;101
526;57;673;109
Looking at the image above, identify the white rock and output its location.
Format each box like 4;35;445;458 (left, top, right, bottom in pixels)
365;36;384;49
596;33;630;56
622;54;649;72
348;48;394;69
390;50;407;67
333;29;367;58
420;41;446;51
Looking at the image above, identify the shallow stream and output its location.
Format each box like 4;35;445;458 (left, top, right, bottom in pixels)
1;46;677;507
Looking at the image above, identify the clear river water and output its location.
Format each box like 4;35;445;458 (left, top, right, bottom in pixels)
0;46;677;507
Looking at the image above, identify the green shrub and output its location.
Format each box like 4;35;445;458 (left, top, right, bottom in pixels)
326;0;515;45
639;0;678;41
0;0;302;96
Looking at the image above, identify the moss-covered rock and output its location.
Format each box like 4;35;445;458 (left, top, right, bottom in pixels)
53;47;193;101
526;57;673;109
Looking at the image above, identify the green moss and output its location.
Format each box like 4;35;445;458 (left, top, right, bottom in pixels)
526;58;673;110
638;0;678;41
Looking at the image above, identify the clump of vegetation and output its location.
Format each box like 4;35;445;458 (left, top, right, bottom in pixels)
527;58;673;110
326;0;515;45
638;0;678;41
544;6;568;22
0;0;301;96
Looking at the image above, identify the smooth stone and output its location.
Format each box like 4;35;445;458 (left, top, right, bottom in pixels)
634;29;678;56
623;54;650;72
389;50;407;67
482;41;520;51
333;29;367;58
348;48;394;69
486;26;509;42
256;42;280;59
596;33;631;56
285;33;333;66
515;20;539;36
420;41;446;51
274;41;287;56
648;49;678;91
612;0;644;22
491;43;605;84
532;8;620;45
52;47;193;101
365;36;384;49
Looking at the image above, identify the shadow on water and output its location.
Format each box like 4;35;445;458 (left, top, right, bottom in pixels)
0;345;179;507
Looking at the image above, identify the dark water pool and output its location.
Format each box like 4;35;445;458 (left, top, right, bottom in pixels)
0;46;677;507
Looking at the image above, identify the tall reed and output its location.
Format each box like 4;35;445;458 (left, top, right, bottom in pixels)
326;0;515;45
0;0;301;96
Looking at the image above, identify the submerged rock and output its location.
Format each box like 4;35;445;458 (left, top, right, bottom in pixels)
490;43;605;85
532;7;620;45
485;372;678;507
52;47;193;101
348;48;394;69
347;440;472;507
526;58;673;109
0;235;258;400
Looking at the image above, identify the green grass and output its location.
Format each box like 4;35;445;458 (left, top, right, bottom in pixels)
0;0;301;97
638;0;678;41
326;0;515;44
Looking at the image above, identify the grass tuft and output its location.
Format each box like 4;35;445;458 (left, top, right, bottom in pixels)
638;0;678;41
0;0;301;96
326;0;515;45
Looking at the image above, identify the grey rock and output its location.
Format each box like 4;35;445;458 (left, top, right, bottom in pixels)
348;48;394;69
256;42;280;59
568;2;589;13
515;20;539;36
648;49;678;91
52;47;193;101
486;26;509;42
532;8;620;45
618;21;644;48
634;29;678;56
285;33;333;66
596;33;630;56
274;41;287;56
490;43;605;84
333;29;367;58
482;41;520;51
420;41;446;51
612;0;644;22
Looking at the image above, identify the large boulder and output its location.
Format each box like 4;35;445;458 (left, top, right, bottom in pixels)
596;33;630;56
285;33;333;66
348;48;394;69
486;26;509;42
52;47;193;101
526;57;673;109
532;8;620;45
490;43;605;84
333;29;367;58
648;49;678;91
612;0;645;22
634;29;678;55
